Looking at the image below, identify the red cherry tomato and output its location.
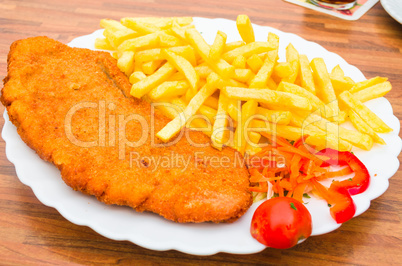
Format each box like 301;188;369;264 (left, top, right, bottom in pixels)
250;197;312;249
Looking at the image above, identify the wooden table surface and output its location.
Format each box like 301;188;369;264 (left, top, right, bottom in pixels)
1;0;401;264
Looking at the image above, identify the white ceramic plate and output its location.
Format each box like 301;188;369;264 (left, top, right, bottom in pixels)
2;17;402;255
381;0;402;24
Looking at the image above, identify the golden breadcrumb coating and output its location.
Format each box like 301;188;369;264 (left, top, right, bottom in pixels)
1;37;252;223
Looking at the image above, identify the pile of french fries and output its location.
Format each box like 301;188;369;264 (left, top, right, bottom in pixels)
95;15;392;155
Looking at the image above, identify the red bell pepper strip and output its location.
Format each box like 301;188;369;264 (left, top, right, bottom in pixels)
316;148;348;167
328;186;356;224
311;148;369;223
311;179;356;224
316;148;370;195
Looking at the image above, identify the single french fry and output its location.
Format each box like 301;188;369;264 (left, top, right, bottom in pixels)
172;17;194;26
156;84;218;142
153;98;186;120
159;31;185;47
142;60;164;75
169;21;195;42
211;94;230;150
339;91;392;133
310;58;337;103
298;54;316;95
173;46;197;66
256;107;291;125
228;78;248;88
185;28;234;78
258;53;267;61
129;71;147;84
249;32;279;88
246;54;264;73
252;121;349;151
245;146;262;156
135;46;196;66
288;115;353;151
204;96;219;109
232;55;247;69
184;86;198;102
223;87;312;111
331;76;355;96
162;48;199;93
282;43;299;84
298;112;373;150
244;130;262;155
304;135;351;152
100;19;128;31
205;71;245;89
167;71;186;81
120;19;160;34
331;110;347;124
224;41;246;52
155;98;216;135
103;28;140;49
206;72;228;89
121;17;161;31
349;76;388;93
222;42;274;64
267;78;277;90
234;100;258;154
227;99;241;122
352;81;392;103
170;21;188;41
310;57;339;119
187;117;213;137
348;110;385;145
198;104;217;124
158;17;191;26
194;64;213;79
273;62;293;79
135;48;161;62
232;68;254;83
209;30;227;61
329;65;355;96
94;38;113;50
158;98;213;136
331;65;345;77
252;120;304;142
116;50;135;76
118;32;160;52
148;80;189;100
276;81;327;116
236;14;255;43
130;62;176;98
121;17;193;29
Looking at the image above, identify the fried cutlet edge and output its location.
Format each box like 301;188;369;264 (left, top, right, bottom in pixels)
1;36;253;223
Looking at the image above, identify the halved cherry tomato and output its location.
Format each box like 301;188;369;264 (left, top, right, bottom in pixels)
250;197;312;249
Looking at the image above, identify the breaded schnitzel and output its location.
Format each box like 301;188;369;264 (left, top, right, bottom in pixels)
1;36;252;223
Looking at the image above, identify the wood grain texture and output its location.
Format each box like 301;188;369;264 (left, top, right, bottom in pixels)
0;0;401;264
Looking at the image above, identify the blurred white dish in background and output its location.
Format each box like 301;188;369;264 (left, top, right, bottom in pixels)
381;0;402;24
